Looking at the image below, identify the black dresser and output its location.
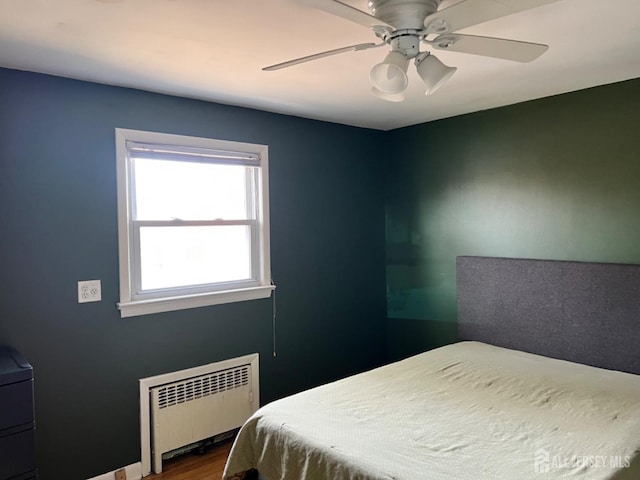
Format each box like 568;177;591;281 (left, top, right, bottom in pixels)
0;346;36;480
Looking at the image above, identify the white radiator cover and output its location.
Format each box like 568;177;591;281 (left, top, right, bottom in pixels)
142;355;259;475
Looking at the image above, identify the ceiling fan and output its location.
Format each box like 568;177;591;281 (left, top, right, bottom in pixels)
264;0;561;102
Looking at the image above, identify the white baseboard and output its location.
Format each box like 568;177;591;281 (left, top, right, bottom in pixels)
87;462;142;480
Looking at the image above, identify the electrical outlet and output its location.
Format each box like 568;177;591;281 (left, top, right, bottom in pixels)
78;280;101;303
114;468;127;480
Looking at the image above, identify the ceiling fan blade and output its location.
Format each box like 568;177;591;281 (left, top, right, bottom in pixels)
263;42;382;71
431;34;548;62
424;0;561;34
296;0;394;29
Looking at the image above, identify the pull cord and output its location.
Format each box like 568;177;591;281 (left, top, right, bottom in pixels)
271;278;277;358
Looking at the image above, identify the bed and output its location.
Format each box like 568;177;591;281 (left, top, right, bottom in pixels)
223;256;640;480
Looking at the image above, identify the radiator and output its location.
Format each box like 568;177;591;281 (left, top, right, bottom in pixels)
149;359;257;474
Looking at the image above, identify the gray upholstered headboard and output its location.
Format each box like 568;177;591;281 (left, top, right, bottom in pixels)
457;256;640;375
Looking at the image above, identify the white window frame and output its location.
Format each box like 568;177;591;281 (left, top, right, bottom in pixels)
115;128;273;318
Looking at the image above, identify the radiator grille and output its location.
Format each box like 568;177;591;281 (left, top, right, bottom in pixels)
157;365;249;409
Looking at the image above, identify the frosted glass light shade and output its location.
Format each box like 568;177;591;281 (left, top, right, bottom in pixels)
369;51;409;94
416;53;457;95
371;86;405;102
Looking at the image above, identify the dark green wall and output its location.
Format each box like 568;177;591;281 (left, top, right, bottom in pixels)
0;68;387;480
386;78;640;360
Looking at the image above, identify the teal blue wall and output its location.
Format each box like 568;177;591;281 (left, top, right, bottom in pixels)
0;68;387;480
385;78;640;360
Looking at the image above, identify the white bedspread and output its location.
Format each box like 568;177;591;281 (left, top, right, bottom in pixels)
223;341;640;479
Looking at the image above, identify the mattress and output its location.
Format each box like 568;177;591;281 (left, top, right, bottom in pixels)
223;341;640;480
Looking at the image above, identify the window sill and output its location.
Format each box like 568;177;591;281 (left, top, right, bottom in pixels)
117;285;275;318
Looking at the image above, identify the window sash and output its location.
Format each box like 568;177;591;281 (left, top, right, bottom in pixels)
129;158;259;223
130;220;260;300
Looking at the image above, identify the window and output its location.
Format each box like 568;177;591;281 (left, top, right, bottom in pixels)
115;129;272;317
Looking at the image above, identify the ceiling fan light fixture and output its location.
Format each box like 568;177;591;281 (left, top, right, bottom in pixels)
369;51;409;94
371;86;405;103
415;52;457;95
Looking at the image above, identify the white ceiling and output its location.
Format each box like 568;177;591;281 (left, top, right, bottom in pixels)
1;0;639;130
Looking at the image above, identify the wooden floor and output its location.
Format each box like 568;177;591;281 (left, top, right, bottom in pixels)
147;440;233;480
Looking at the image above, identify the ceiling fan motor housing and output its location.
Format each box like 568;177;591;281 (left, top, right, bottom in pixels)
369;0;442;29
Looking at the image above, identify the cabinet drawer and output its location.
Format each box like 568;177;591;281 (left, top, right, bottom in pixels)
0;428;36;479
0;380;34;432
